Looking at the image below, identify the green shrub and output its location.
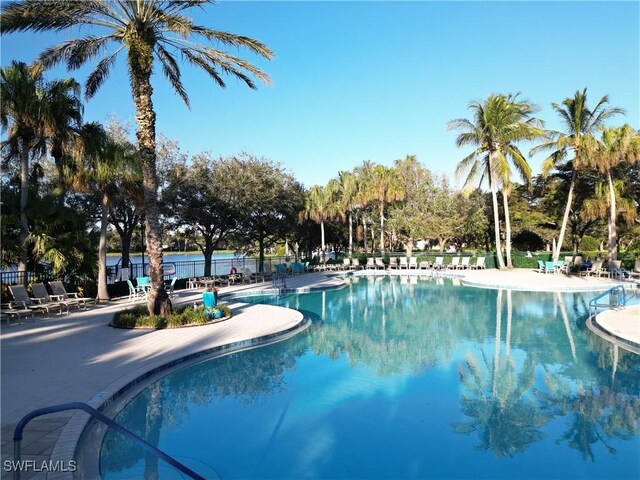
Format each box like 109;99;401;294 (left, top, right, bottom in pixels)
111;303;232;329
579;235;599;251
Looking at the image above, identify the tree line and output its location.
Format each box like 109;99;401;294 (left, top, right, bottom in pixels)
1;1;639;318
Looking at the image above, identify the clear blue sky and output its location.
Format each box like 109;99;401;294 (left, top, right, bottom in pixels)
2;1;638;188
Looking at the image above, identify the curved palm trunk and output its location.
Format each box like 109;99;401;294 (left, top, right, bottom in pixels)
379;202;386;253
488;153;505;269
320;220;326;261
502;192;513;268
348;211;353;257
129;46;170;316
363;217;368;254
97;193;110;301
554;169;576;262
606;171;618;262
18;138;29;283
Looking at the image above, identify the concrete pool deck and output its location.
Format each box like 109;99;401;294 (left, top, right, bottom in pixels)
0;269;637;478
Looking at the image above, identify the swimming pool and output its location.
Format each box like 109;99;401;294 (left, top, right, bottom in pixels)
95;276;640;479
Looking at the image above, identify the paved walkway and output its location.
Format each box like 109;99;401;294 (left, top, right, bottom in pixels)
591;305;640;354
0;268;636;478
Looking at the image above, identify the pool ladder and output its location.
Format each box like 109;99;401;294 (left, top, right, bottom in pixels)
272;273;287;291
588;285;628;316
12;402;205;480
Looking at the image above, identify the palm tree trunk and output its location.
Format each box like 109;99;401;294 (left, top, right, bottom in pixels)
129;47;170;316
348;211;353;257
493;289;502;397
380;202;385;253
18;138;29;283
488;153;505;269
320;220;325;261
607;170;618;262
554;169;576;262
363;217;368;254
502;192;513;268
97;194;110;301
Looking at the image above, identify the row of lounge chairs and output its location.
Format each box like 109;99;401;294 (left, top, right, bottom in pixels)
2;282;96;322
536;257;640;279
186;268;271;291
312;256;487;271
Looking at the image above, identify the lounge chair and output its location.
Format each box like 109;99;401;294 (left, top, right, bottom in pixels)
375;257;386;270
457;257;470;269
629;260;640;280
470;257;486;270
365;257;375;269
49;280;96;308
351;258;363;270
11;284;64;315
408;257;418;269
448;257;460;269
418;261;430;269
342;258;352;270
544;261;556;274
290;262;306;275
388;257;399;269
536;260;547;273
555;260;568;275
433;257;444;270
580;260;603;277
0;301;34;322
32;282;75;313
399;257;408;269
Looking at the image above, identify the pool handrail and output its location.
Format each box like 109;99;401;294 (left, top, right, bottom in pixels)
13;402;205;480
588;285;626;315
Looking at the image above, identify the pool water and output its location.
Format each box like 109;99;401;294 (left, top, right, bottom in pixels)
98;277;640;479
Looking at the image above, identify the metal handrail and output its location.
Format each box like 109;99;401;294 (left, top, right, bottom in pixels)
13;402;205;480
609;267;630;280
589;285;626;315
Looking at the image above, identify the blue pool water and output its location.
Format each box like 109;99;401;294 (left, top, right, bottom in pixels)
97;277;640;479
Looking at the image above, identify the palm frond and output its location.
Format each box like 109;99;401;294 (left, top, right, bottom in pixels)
155;44;190;107
35;36;113;71
190;26;275;59
85;48;122;99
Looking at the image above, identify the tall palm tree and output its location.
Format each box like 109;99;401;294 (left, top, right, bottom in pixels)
1;60;81;279
584;125;640;261
447;94;540;269
301;184;337;261
361;164;404;253
531;89;624;261
332;170;359;257
493;94;544;268
2;0;274;315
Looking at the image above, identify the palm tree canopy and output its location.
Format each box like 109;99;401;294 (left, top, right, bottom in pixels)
531;88;625;176
1;0;274;105
302;184;337;224
449;93;543;192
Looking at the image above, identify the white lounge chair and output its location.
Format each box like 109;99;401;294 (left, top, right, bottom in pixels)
457;257;470;269
399;257;408;269
433;257;444;270
448;257;460;269
342;258;352;270
470;257;486;270
375;257;386;270
366;258;375;269
351;258;363;270
408;257;418;269
388;257;399;269
418;261;430;269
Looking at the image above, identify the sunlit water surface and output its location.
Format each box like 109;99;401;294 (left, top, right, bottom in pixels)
98;277;640;479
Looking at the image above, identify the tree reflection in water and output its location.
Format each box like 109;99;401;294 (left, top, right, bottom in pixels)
99;276;640;477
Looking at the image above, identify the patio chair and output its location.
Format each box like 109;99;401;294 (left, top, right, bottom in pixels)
399;257;408;269
1;301;34;322
457;257;471;269
433;257;444;270
351;258;363;270
629;260;640;280
470;257;486;270
28;283;69;314
127;280;145;301
536;260;547;273
375;257;386;270
366;257;375;269
448;257;460;269
418;261;430;269
164;277;177;297
555;260;568;275
388;257;398;269
580;260;603;277
291;262;306;275
544;261;556;274
49;281;96;308
342;258;352;270
408;257;418;269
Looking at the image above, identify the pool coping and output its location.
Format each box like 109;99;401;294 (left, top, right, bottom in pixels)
47;307;310;480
